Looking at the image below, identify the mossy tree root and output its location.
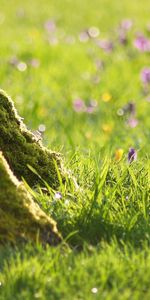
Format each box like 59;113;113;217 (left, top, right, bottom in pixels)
0;152;62;245
0;90;65;189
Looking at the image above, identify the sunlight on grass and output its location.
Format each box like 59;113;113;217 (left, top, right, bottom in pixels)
0;0;150;299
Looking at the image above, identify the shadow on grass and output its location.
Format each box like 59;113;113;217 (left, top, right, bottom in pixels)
57;214;150;249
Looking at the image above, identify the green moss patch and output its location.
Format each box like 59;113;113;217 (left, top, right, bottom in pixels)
0;90;64;189
0;152;62;245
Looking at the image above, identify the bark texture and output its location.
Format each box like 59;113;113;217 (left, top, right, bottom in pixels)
0;152;62;245
0;90;64;189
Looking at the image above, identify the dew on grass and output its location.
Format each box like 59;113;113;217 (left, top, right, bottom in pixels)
17;62;27;72
34;291;42;299
117;108;124;116
54;192;62;200
38;124;46;133
91;287;98;294
88;26;100;38
65;199;70;206
90;100;98;107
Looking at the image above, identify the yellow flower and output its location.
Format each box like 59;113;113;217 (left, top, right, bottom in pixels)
102;92;112;102
39;107;47;118
115;148;124;161
85;131;92;139
102;123;113;133
29;28;40;40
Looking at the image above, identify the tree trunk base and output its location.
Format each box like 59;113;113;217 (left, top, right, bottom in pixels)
0;152;62;246
0;89;65;189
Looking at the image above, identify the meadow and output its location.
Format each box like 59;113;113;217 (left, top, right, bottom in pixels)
0;0;150;299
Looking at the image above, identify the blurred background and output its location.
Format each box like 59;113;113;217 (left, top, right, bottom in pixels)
0;0;150;157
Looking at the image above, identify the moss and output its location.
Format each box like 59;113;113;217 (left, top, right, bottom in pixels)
0;89;65;189
0;152;62;245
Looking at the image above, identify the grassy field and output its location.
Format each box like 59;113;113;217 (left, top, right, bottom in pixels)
0;0;150;299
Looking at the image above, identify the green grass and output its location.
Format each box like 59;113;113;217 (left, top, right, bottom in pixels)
1;241;150;300
0;0;150;299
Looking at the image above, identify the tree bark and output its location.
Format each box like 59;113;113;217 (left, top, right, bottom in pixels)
0;152;62;245
0;90;65;189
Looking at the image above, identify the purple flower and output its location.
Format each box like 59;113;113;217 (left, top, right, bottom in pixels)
128;148;137;163
127;118;138;128
141;68;150;84
97;39;114;53
117;19;132;45
86;100;98;114
118;31;128;45
73;98;98;114
30;58;40;68
120;19;133;31
86;107;95;113
73;98;86;112
128;102;136;115
9;56;19;66
123;102;136;116
44;20;56;33
79;31;89;43
95;59;104;70
134;35;150;52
